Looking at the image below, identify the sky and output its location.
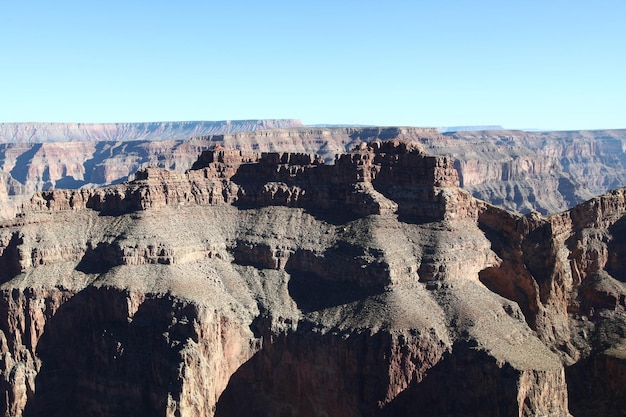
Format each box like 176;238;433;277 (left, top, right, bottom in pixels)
1;1;625;130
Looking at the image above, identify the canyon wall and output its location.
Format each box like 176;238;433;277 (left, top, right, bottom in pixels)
1;141;625;416
437;129;626;214
0;126;424;219
1;124;626;220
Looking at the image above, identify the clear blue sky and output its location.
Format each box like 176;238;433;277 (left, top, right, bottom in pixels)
1;1;625;129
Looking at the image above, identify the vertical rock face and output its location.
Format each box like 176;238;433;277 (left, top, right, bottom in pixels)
16;288;255;417
1;140;626;416
0;287;72;417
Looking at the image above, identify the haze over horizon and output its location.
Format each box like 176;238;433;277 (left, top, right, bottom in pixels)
1;1;624;131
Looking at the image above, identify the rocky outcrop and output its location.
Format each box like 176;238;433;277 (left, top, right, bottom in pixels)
1;140;626;416
23;140;472;223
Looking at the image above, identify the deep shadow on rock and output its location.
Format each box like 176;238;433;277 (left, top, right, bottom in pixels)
287;271;381;314
380;342;521;417
607;216;626;282
214;330;397;417
566;353;626;417
214;339;549;417
22;287;193;417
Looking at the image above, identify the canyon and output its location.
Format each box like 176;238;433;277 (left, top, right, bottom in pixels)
1;123;626;220
1;139;625;416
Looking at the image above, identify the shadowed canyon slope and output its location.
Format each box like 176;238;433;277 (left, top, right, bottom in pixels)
1;141;626;416
1;124;626;219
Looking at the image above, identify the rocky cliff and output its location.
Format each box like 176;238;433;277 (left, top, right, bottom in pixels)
436;129;626;214
1;125;626;220
1;140;625;416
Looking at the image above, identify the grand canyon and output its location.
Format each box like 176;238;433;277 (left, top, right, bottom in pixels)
1;121;626;416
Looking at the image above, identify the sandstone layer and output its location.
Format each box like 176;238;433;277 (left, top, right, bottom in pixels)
1;141;625;416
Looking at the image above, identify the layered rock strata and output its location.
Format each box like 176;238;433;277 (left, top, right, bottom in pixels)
0;127;430;219
0;120;304;143
2;126;626;220
0;140;625;416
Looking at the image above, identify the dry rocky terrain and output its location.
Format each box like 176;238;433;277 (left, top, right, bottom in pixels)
1;140;625;416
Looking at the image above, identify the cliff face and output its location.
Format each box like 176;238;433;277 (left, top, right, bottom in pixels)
436;129;626;214
2;140;625;416
1;125;626;220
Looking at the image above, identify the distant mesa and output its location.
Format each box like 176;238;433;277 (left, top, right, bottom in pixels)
438;125;505;133
0;119;304;143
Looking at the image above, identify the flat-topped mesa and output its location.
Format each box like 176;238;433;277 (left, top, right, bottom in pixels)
185;140;463;219
188;139;456;185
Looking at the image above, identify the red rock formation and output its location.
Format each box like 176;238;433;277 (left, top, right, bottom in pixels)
2;140;626;416
23;140;469;224
3;125;626;221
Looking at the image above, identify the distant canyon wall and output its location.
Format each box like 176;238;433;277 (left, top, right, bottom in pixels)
435;129;626;214
1;123;626;219
0;120;303;143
